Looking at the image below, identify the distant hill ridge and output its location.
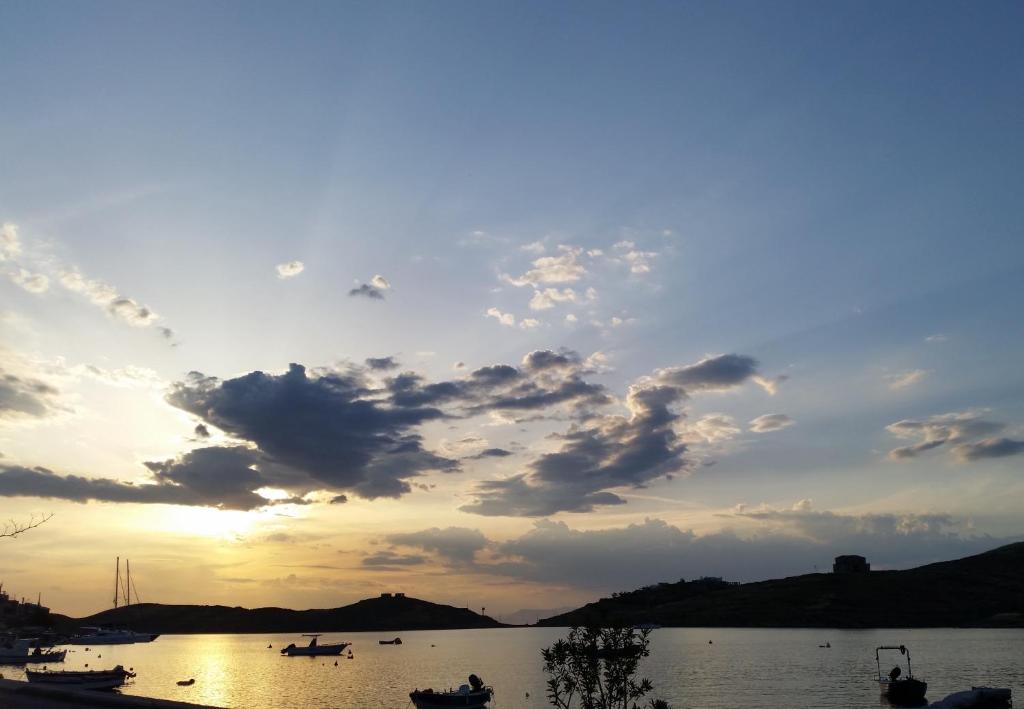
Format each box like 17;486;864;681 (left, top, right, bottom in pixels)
539;541;1024;628
56;594;505;634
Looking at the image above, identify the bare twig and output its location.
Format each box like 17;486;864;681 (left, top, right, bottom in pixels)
1;513;53;539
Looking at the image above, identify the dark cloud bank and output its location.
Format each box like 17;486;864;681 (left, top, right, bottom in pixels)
377;512;1020;591
0;351;788;514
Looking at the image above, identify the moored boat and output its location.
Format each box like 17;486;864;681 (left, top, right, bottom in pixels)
0;638;66;664
410;674;493;708
379;637;403;645
280;634;349;656
26;664;135;690
876;645;928;706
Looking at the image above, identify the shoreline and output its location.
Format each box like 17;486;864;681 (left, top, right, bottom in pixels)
0;678;221;709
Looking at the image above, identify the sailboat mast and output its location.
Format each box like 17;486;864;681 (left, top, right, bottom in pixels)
113;556;120;609
126;559;131;608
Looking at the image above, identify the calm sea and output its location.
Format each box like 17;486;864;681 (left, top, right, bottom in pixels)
3;628;1022;708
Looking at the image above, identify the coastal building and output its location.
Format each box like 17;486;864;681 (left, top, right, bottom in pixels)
833;555;870;574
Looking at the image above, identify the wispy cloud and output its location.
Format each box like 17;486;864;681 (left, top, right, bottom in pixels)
749;413;795;433
886;369;929;390
349;274;392;299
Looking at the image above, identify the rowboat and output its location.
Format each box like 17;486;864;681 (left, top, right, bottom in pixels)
26;664;135;690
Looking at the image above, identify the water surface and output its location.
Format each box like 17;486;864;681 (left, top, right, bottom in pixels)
5;628;1022;708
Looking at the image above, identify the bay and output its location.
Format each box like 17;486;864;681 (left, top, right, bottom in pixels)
4;628;1022;708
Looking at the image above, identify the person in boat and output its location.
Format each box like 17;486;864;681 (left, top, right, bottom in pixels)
890;666;902;681
469;674;484;692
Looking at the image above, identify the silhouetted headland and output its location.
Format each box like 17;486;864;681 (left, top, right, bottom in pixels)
539;541;1024;628
52;594;505;634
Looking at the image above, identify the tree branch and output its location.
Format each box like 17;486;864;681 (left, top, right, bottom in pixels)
1;513;53;539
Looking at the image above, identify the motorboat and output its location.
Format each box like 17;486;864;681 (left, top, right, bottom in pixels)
0;638;67;664
26;664;136;690
410;674;493;708
876;645;927;706
280;634;349;656
379;637;403;645
68;627;159;645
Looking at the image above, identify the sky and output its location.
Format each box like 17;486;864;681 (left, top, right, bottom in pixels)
1;1;1023;621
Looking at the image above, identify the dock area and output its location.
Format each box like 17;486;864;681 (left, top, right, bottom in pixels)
0;678;222;709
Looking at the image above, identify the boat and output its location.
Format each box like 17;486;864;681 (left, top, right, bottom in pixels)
26;664;136;690
68;627;159;645
0;638;67;664
70;558;159;645
410;674;493;708
379;637;403;645
280;635;350;656
876;645;928;706
928;687;1012;708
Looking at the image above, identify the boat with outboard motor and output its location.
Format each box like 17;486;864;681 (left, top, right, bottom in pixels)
410;674;493;708
280;634;349;656
26;664;136;690
877;645;927;706
0;637;66;664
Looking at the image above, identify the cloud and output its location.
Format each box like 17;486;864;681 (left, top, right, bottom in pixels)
348;283;385;299
484;507;1016;591
924;334;948;344
59;270;163;329
194;423;211;438
275;261;305;279
365;356;400;371
386;526;489;564
0;223;20;261
691;414;742;443
749;414;795;433
330;494;348;504
461;353;771;517
0;369;62;419
501;245;586;287
371;274;390;290
520;241;546;255
166;363;458;500
886;369;929;390
485;307;516;327
0;447;306;511
612;240;657;275
9;269;49;294
952;437;1024;462
528;287;596;311
886;411;1009;461
362;551;427;567
469;448;513;459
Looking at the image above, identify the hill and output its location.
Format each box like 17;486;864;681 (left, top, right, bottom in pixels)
55;594;505;634
539;541;1024;628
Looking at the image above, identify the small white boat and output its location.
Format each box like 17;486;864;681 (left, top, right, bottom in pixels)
280;635;349;656
68;627;158;645
0;638;67;664
26;664;135;690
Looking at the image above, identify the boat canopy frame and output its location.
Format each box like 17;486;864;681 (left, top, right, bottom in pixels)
876;644;915;680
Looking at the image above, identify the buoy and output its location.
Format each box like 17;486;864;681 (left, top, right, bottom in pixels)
334;661;338;666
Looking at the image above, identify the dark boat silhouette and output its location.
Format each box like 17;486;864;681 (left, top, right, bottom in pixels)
411;674;493;708
876;645;927;706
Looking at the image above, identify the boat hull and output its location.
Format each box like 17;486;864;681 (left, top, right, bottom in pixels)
26;666;134;691
410;689;493;708
0;650;67;664
281;643;349;656
880;677;928;706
